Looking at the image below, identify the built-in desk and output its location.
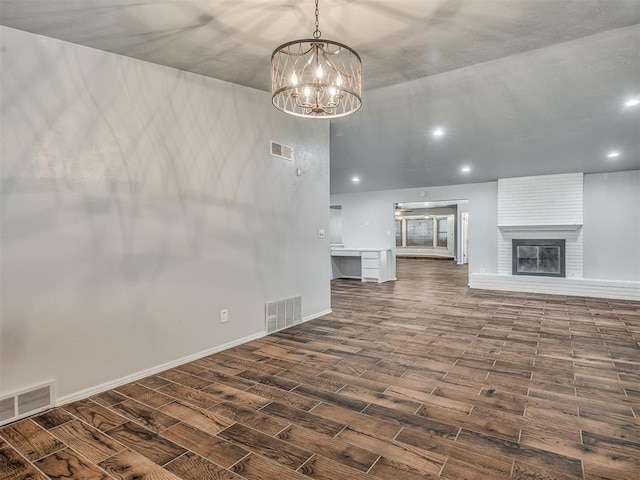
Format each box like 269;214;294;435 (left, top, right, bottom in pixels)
330;247;393;283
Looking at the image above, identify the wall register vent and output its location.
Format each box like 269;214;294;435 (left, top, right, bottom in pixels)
0;382;54;426
266;295;302;334
270;140;293;161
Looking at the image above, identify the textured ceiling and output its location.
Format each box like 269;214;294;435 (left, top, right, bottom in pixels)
1;0;639;193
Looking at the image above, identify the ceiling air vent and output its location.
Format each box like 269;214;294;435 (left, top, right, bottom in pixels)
270;140;293;161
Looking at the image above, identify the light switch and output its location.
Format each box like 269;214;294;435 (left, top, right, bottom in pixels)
318;229;325;239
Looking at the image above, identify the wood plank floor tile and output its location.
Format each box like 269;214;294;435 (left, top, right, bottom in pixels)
114;383;175;408
4;258;640;479
243;383;317;411
162;423;248;468
208;400;290;436
217;423;313;469
50;419;125;463
195;369;257;390
368;455;440;480
99;449;181;480
34;448;110;480
159;401;233;434
158;382;222;409
164;451;242;480
63;399;128;432
0;419;65;461
397;425;515;476
308;403;402;439
230;453;308;480
338;426;445;476
0;446;49;480
276;424;379;472
106;421;186;466
91;390;127;407
296;454;377;480
110;399;180;433
157;369;214;390
364;403;460;439
32;409;74;430
441;457;512;480
455;428;583;477
259;401;345;436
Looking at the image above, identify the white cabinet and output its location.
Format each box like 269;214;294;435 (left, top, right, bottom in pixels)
330;248;393;283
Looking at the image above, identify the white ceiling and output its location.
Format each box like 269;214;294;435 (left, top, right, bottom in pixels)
2;0;639;193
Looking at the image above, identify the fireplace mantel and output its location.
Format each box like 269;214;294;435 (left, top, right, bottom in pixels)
498;224;582;232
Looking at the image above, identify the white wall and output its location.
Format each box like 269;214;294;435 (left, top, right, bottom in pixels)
584;171;640;281
0;27;331;401
330;182;498;280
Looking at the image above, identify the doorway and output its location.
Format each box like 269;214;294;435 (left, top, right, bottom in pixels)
461;211;469;264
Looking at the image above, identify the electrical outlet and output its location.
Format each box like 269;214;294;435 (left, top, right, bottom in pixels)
318;229;325;239
220;309;229;323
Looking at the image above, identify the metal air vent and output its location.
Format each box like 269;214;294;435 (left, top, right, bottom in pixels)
0;382;54;426
266;295;302;334
270;140;293;161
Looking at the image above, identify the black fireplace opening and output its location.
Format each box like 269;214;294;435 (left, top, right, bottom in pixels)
512;239;566;277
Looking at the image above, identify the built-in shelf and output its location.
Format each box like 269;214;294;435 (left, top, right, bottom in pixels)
498;224;583;232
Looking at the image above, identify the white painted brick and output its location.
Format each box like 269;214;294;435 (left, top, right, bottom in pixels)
469;273;640;301
496;173;584;280
498;173;583;226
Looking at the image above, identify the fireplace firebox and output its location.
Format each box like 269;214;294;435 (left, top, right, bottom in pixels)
512;239;565;277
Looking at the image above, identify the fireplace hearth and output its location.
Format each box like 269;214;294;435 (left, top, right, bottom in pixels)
512;239;565;277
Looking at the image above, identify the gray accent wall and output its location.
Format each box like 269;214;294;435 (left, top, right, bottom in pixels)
0;27;331;400
584;171;640;281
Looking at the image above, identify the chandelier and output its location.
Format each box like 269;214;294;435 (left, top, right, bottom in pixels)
271;0;362;118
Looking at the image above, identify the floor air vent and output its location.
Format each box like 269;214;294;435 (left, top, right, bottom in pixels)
0;382;54;426
266;295;302;334
270;140;293;161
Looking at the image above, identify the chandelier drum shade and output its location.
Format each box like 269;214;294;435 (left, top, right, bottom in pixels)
271;1;362;118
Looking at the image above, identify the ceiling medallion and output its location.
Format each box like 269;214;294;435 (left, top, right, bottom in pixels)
271;0;362;118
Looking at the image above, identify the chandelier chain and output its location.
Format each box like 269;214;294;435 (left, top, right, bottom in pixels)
313;0;321;39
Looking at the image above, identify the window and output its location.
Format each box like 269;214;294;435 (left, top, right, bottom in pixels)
437;218;448;247
395;215;453;252
406;219;433;247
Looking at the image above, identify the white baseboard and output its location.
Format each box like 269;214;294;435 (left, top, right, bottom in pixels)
469;273;640;301
55;331;267;407
303;309;332;322
56;308;334;407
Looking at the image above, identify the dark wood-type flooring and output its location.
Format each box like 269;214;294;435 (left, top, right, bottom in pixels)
2;259;639;479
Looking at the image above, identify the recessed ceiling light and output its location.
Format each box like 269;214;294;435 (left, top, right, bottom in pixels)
607;151;621;158
432;127;445;137
352;176;360;183
625;98;639;107
461;166;471;173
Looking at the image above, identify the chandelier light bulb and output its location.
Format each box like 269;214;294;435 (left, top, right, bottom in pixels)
304;86;311;97
336;74;343;87
291;72;298;85
316;65;324;79
329;86;337;96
